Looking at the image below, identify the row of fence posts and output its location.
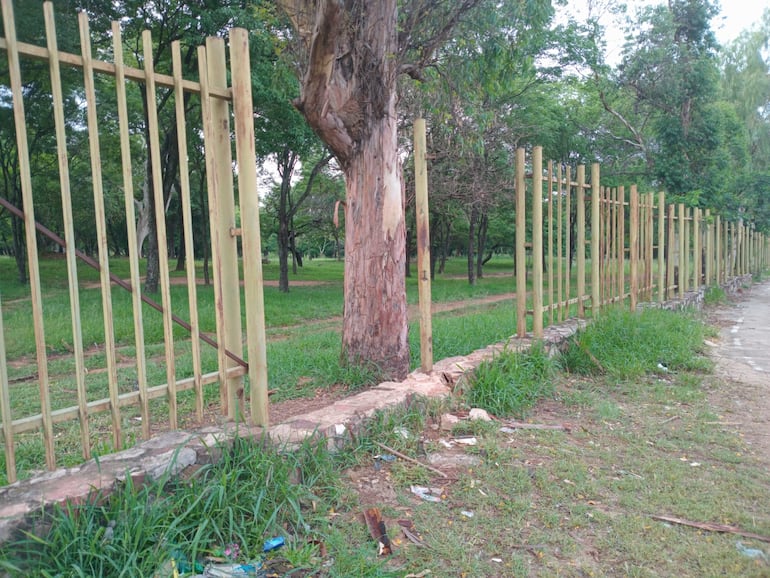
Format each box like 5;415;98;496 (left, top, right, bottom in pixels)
412;122;769;375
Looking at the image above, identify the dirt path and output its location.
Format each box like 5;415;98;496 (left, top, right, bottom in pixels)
707;280;770;468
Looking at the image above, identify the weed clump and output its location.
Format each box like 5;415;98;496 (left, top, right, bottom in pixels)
561;306;711;378
466;342;558;417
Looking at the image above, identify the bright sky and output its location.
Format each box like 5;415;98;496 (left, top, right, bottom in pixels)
569;0;770;65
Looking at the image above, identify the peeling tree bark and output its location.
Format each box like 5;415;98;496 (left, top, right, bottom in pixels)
279;0;409;378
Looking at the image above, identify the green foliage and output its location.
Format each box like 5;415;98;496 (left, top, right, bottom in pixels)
467;341;558;417
704;285;728;305
0;436;346;576
562;306;711;379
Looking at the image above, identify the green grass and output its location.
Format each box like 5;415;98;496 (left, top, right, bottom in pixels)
466;341;559;417
3;304;769;576
561;306;712;379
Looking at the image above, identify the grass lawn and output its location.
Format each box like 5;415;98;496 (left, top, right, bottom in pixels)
2;305;768;576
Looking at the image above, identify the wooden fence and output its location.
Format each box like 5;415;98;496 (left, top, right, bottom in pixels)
0;0;768;486
0;0;268;484
412;136;768;368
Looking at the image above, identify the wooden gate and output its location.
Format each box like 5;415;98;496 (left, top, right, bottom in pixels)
0;0;268;484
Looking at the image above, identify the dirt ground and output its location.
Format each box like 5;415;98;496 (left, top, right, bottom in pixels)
705;280;770;469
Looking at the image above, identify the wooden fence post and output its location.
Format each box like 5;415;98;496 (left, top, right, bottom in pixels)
4;0;56;470
630;185;639;310
705;210;712;286
231;28;269;426
0;296;16;483
547;160;554;326
577;165;586;317
666;204;675;299
565;166;572;319
693;208;701;287
142;28;178;430
201;38;244;419
516;148;527;336
683;207;691;293
619;186;625;300
591;164;601;316
414;118;433;372
657;192;665;303
533;147;544;337
678;204;686;298
113;21;150;440
715;215;721;285
645;193;654;300
557;164;563;321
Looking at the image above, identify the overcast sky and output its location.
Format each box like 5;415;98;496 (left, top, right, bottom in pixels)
567;0;770;65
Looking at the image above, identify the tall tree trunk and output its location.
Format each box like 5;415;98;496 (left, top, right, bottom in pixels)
11;197;26;284
278;218;290;293
439;219;451;274
467;204;478;285
342;118;409;378
476;211;488;280
281;0;409;379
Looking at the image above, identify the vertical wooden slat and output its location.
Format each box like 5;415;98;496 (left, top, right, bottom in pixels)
113;22;150;438
629;186;639;310
171;40;204;422
657;192;665;303
618;186;625;299
715;215;721;285
142;30;178;429
646;193;654;300
547;160;554;327
413;119;433;372
515;148;527;336
197;46;228;412
678;204;686;298
609;188;615;301
230;28;269;425
44;2;89;458
565;166;572;318
206;37;243;419
532;147;543;338
80;12;122;448
556;164;563;321
0;296;16;483
576;166;586;317
3;0;55;470
590;165;600;315
730;221;736;277
666;204;675;299
683;207;690;293
693;208;701;288
617;188;624;300
598;186;605;305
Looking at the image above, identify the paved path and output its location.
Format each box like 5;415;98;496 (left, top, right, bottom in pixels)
719;281;770;374
709;280;770;468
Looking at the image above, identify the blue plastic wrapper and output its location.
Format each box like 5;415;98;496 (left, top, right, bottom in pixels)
262;536;285;552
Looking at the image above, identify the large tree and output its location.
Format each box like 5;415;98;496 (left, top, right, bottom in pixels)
277;0;483;379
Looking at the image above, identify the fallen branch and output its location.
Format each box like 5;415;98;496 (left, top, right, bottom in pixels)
660;415;681;425
374;441;448;478
652;515;770;543
703;421;742;426
502;421;572;433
